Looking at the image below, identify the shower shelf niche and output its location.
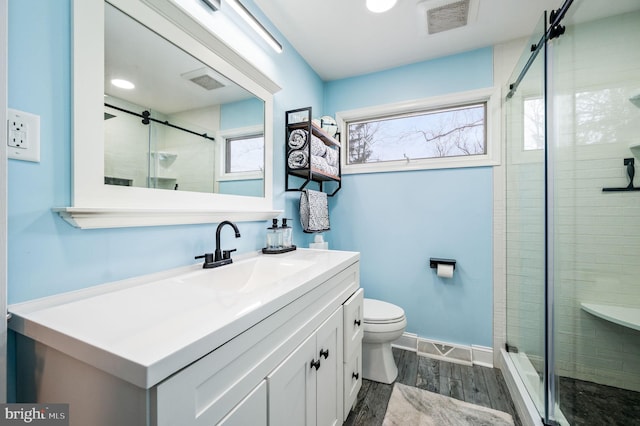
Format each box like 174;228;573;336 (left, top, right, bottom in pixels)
581;302;640;331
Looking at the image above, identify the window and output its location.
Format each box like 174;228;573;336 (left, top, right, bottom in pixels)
225;133;264;174
337;88;498;174
523;97;544;151
217;125;265;183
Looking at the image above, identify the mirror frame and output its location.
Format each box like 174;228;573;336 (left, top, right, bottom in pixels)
56;0;281;229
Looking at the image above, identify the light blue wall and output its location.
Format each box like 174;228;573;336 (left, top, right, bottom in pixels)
323;48;494;347
220;97;264;129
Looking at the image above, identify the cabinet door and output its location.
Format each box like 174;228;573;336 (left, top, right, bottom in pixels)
268;333;317;426
316;308;344;426
218;380;267;426
343;342;362;421
343;288;364;358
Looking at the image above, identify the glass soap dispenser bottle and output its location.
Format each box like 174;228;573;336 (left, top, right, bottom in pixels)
281;218;292;249
266;218;282;251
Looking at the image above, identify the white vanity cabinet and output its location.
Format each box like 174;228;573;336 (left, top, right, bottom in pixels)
9;250;361;426
268;308;343;426
218;381;267;426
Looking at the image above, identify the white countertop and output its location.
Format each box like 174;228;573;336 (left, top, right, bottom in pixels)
9;249;359;389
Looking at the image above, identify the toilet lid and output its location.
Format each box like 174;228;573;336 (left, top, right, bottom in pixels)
364;298;405;324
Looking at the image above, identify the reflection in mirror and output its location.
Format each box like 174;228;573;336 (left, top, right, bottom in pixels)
104;3;265;197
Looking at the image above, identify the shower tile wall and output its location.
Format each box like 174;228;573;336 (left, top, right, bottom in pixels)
551;11;640;392
507;10;640;393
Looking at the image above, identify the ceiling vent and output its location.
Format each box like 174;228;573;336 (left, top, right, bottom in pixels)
418;0;478;35
181;67;226;91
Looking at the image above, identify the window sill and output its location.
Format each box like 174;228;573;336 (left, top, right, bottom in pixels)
343;155;499;175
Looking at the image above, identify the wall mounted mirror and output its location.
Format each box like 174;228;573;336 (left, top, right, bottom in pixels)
58;0;281;228
105;3;265;197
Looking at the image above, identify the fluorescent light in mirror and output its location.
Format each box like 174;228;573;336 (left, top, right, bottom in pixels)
111;78;135;90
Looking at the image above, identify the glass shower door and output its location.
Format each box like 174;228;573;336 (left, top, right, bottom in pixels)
505;12;548;420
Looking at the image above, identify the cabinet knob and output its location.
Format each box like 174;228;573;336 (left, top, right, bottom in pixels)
354;319;361;326
310;359;321;370
352;372;359;380
319;349;329;359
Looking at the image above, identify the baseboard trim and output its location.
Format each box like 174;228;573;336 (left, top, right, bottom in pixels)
391;332;417;352
391;333;493;368
471;345;494;368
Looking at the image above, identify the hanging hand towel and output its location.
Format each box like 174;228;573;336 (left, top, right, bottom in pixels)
300;189;330;233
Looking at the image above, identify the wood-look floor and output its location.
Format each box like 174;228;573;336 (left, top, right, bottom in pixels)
344;348;522;426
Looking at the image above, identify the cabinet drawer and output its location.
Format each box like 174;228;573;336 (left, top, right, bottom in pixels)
343;288;364;358
343;342;362;422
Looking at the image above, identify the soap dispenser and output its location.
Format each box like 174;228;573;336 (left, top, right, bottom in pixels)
266;218;282;251
281;218;293;249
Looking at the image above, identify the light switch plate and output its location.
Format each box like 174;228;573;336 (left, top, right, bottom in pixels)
7;108;40;162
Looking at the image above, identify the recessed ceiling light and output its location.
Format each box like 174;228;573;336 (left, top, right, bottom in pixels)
367;0;398;13
111;79;135;90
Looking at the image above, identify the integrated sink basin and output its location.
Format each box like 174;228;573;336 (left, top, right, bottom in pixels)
9;248;360;388
179;255;315;292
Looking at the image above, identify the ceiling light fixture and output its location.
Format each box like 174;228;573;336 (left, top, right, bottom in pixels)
226;0;283;53
367;0;398;13
111;79;135;90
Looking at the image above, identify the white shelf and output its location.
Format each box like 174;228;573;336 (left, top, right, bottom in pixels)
53;207;282;229
581;302;640;331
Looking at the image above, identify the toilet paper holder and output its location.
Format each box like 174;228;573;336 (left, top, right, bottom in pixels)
429;258;456;270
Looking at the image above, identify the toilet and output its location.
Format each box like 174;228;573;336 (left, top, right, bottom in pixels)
362;298;407;384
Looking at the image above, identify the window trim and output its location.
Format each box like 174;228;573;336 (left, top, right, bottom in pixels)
336;87;500;174
216;125;265;182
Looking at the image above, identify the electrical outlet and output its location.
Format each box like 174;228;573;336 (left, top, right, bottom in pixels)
7;108;40;162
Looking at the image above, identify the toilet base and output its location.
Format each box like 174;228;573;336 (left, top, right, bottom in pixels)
362;341;398;384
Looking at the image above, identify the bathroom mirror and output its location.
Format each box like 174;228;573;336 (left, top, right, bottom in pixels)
105;3;265;197
61;0;281;228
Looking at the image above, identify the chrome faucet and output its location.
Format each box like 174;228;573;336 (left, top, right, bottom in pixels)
195;220;241;269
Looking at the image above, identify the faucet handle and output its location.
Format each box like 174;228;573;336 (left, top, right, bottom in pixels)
195;253;214;264
222;249;237;260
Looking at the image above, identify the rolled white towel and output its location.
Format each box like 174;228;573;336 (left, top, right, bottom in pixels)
311;155;331;174
310;135;327;157
324;146;339;168
288;150;309;169
288;129;308;149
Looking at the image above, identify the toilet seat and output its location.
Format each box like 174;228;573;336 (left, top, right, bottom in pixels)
364;298;405;324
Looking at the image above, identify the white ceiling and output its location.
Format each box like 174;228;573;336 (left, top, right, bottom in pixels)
253;0;640;81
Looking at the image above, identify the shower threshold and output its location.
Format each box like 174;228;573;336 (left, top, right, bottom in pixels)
508;351;569;425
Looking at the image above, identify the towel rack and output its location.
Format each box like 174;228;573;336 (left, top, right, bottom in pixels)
285;107;342;196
